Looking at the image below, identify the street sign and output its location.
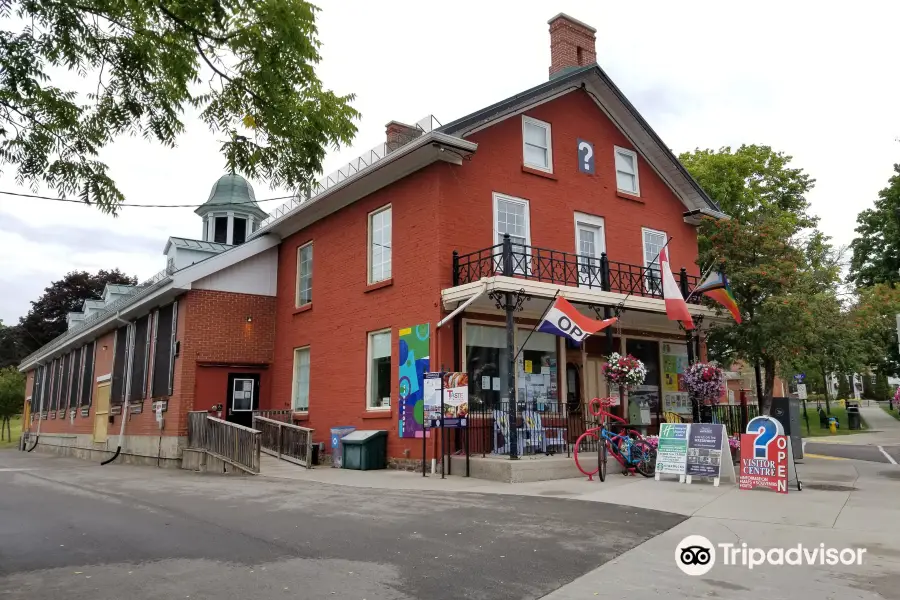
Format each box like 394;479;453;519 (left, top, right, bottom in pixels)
793;373;805;382
797;384;807;399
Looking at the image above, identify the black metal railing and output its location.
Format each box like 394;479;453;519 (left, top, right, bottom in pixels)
464;399;597;458
709;404;759;435
452;234;701;303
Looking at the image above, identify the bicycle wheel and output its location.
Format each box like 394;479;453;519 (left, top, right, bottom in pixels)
632;439;657;478
598;438;607;482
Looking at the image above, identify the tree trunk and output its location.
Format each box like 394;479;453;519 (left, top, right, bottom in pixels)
762;357;778;414
821;365;832;415
754;359;765;413
0;417;6;441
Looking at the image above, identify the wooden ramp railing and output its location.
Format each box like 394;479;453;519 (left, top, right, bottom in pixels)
252;415;315;468
187;411;261;474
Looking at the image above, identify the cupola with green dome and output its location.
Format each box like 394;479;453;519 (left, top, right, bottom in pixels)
195;173;268;245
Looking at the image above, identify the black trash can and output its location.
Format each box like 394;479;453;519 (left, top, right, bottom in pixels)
847;404;861;430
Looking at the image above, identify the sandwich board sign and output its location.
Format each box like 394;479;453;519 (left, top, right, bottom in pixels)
740;416;801;493
684;423;735;487
655;422;689;483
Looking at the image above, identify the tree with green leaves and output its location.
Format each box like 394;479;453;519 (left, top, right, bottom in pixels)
0;367;25;441
682;145;824;413
0;0;359;213
849;283;900;377
15;269;136;360
680;145;817;230
837;373;851;400
848;164;900;287
874;370;890;401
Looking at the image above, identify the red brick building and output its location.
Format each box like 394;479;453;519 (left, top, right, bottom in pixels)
20;13;726;470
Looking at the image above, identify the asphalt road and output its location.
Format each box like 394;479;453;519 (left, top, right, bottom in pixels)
804;442;894;463
0;451;683;600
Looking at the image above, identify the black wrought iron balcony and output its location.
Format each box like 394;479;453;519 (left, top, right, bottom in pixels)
451;234;702;304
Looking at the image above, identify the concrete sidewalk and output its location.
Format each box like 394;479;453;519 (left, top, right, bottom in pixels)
542;459;900;599
263;454;900;599
811;402;900;448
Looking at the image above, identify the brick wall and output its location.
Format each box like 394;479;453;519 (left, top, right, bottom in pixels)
30;330;115;437
172;289;276;434
270;87;702;460
273;166;446;459
24;289;276;441
549;14;597;77
437;89;701;276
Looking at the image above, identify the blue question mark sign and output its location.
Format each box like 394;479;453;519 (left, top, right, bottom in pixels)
746;416;783;459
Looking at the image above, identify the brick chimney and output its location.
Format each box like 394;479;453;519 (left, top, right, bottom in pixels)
385;121;422;154
548;13;597;79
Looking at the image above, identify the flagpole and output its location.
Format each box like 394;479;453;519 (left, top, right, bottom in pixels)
684;260;718;303
512;289;561;363
612;236;673;314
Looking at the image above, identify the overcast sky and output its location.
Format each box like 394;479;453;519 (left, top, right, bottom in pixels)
1;0;898;323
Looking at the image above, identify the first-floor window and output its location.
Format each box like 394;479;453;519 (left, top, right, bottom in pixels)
465;324;509;412
292;347;310;411
367;330;391;409
642;228;667;295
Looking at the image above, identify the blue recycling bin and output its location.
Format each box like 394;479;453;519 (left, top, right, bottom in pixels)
330;426;356;468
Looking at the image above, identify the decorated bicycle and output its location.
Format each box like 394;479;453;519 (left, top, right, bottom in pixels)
573;353;657;480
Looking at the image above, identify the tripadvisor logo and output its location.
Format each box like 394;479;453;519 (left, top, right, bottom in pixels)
676;535;867;575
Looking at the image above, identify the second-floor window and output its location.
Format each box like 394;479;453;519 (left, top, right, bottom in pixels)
643;228;666;294
574;212;606;287
369;205;392;283
615;146;640;195
493;193;531;274
522;116;552;172
296;242;313;306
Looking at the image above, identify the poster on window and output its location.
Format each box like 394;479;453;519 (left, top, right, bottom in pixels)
662;342;691;414
398;324;431;438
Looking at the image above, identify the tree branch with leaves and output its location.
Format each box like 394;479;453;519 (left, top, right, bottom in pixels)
0;0;359;212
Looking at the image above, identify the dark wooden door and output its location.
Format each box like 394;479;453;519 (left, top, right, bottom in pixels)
226;373;260;428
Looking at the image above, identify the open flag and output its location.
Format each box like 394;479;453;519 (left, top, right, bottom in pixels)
537;297;617;344
660;247;694;330
692;271;742;324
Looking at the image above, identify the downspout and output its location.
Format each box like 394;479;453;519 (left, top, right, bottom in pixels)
102;314;132;465
26;362;46;452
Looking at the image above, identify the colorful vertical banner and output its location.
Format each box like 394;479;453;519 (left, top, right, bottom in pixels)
398;323;430;438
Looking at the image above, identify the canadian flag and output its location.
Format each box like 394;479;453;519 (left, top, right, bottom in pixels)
660;247;694;330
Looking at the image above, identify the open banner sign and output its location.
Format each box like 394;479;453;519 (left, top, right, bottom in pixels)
739;418;790;494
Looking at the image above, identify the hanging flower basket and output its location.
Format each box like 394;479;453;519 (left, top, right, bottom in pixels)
683;362;726;406
602;353;647;389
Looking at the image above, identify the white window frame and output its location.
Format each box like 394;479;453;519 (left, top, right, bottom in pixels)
614;146;640;196
366;328;392;410
492;192;531;275
573;212;606;288
291;346;310;412
367;204;392;284
296;242;313;307
642;227;667;293
522;116;553;173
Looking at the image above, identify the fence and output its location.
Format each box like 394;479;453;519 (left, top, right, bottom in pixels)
252;416;315;468
252;409;292;423
464;400;595;458
710;404;759;435
187;411;207;449
187;411;261;474
453;235;702;303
